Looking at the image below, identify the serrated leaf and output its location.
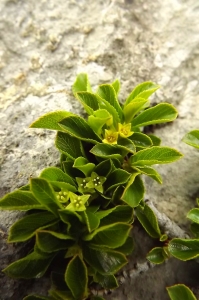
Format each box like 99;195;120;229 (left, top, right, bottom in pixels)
112;79;120;95
55;131;83;160
187;208;199;224
97;84;123;121
167;284;197;300
94;273;118;290
137;166;162;183
59;116;100;144
132;103;178;127
123;98;149;123
0;190;42;211
30;111;73;131
72;73;92;95
76;92;99;115
136;204;161;238
104;169;131;192
90;144;123;161
8;211;58;242
182;130;199;149
31;178;62;216
73;157;95;176
83;245;127;275
3;251;54;279
168;238;199;261
40;167;76;187
129;132;153;148
147;247;166;264
65;255;88;299
83;222;131;249
130;146;183;166
36;230;75;253
124;81;160;106
122;174;145;207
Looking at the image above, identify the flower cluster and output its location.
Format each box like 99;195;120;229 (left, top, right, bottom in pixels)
102;123;133;145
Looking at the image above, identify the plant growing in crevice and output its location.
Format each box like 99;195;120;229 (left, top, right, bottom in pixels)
0;74;183;300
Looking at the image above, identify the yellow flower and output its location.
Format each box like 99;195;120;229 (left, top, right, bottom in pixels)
118;123;133;138
102;129;118;145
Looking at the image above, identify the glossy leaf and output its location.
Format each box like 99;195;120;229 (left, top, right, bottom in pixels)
136;204;161;238
8;211;58;242
3;251;54;279
182;130;199;149
55;131;83;160
94;273;118;289
123;98;149;123
115;236;134;255
96;205;134;225
30;111;73;131
72;73;92;94
147;247;166;264
39;167;76;187
90;144;123;161
36;230;75;253
124;81;160;106
187;208;199;224
94;159;113;177
130;132;152;149
73;157;95;176
130;146;183;166
147;134;161;146
0;190;42;211
132;103;178;127
167;284;197;300
65;255;88;299
137;166;162;184
30;178;62;216
83;222;131;248
104;169;131;192
76;92;99;115
83;245;127;275
122;174;145;207
81;210;100;233
59;116;100;144
116;137;136;154
168;238;199;261
97;84;123;121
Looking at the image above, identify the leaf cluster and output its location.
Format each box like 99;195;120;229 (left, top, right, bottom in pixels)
0;74;182;300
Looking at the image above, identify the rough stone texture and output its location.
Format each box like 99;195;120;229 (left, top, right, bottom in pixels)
0;0;199;299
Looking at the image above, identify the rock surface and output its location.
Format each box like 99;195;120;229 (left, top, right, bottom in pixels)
0;0;199;299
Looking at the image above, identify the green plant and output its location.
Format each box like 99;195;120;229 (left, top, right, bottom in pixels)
0;74;183;300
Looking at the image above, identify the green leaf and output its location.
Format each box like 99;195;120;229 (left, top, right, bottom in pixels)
50;181;77;193
90;144;123;161
94;159;113;177
55;132;83;160
30;178;62;216
112;79;120;95
73;157;95;176
72;73;92;95
59;116;100;144
83;245;127;275
65;255;88;299
104;169;131;192
81;210;100;233
122;174;145;207
40;167;76;187
182;130;199;149
88;109;113;136
147;134;161;146
76;92;99;115
96;94;120;126
0;190;42;211
23;296;51;300
167;284;197;300
83;223;131;248
147;247;166;264
123;98;149;123
36;230;75;253
124;81;160;106
187;208;199;224
168;238;199;261
129;132;152;149
132;103;178;127
115;236;134;255
136;204;161;238
117;137;136;154
97;84;123;121
30;111;73;131
96;205;134;225
137;166;162;184
190;223;199;238
49;289;75;300
130;146;183;166
3;251;54;279
94;273;118;289
8;211;58;242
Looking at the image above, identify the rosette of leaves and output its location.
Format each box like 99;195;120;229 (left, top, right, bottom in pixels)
0;74;183;300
